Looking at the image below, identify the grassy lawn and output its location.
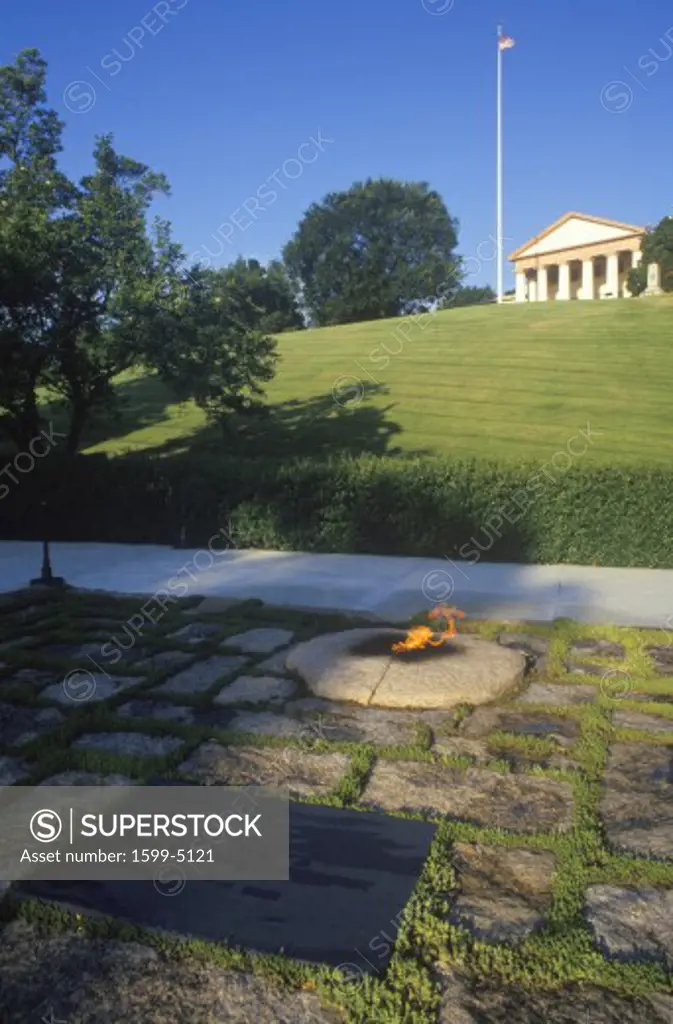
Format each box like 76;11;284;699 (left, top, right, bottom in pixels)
0;589;672;1021
71;296;673;468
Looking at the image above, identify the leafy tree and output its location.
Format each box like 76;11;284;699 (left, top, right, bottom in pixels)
0;49;72;447
629;217;673;296
450;285;496;307
283;178;460;326
43;135;172;452
214;258;303;334
146;264;278;428
0;50;170;451
0;49;278;453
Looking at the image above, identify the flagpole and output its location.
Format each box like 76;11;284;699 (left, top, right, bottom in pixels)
496;24;503;304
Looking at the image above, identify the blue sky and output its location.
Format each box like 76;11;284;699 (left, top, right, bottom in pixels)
3;0;672;289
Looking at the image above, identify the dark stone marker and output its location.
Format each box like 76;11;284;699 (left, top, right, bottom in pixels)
18;802;435;972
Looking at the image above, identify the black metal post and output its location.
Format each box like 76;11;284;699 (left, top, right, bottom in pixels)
30;500;65;587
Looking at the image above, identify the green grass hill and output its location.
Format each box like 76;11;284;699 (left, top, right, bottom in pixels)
78;295;673;469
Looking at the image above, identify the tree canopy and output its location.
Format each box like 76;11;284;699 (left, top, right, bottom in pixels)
630;216;673;294
0;49;279;452
283;178;461;326
143;263;277;428
213;258;303;334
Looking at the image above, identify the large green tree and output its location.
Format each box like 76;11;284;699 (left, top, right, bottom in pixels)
214;258;303;334
283;178;461;326
629;216;673;295
0;50;170;451
0;49;278;452
0;49;73;447
145;264;278;427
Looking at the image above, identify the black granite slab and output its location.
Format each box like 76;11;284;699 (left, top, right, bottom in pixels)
18;802;435;972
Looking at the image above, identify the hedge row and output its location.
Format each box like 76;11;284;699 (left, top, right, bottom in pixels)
0;451;671;567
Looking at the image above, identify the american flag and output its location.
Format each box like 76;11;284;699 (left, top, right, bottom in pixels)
498;35;515;50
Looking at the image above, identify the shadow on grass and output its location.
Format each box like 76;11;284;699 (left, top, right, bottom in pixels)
80;374;179;450
19;373;179;458
142;383;428;461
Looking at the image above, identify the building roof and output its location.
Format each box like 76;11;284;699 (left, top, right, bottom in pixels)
508;212;646;262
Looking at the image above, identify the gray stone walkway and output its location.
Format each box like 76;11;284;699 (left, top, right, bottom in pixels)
0;590;672;1020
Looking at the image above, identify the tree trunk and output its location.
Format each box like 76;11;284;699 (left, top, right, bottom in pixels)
65;402;88;455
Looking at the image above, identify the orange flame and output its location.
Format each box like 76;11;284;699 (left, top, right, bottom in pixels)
392;605;465;654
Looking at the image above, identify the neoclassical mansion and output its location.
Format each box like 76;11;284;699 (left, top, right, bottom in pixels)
509;212;647;301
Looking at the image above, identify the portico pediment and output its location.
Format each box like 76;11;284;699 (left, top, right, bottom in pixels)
509;213;644;262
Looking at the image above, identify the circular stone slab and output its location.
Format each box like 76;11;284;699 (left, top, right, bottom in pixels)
285;629;525;709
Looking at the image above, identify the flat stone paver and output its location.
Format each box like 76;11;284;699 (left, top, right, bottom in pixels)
71;732;184;758
449;843;556;943
516;682;597;706
584;885;673;970
213;675;297;706
0;920;343;1024
432;734;575;772
177;741;350;798
646;646;673;676
222;628;295;654
361;760;573;832
167;622;223;644
613;710;673;735
116;700;196;724
152;655;248;695
497;632;549;672
431;735;496;761
0;702;64;747
286;629;525;709
132;650;194;672
286;698;452;746
459;707;579;748
40;674;142;704
600;743;673;858
226;711;308;739
254;649;289;674
569;639;625;659
436;967;672;1023
0;755;31;785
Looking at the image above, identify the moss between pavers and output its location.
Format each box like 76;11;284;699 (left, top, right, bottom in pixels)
1;592;673;1021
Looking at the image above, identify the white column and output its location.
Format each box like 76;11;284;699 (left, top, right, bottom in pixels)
579;259;594;299
515;272;527;302
606;253;620;298
557;263;571;300
632;250;643;268
528;276;537;302
537;266;548;302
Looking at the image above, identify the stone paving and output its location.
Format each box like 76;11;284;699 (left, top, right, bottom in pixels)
599;743;673;858
361;759;574;832
0;592;672;1021
0;918;342;1024
448;843;557;943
